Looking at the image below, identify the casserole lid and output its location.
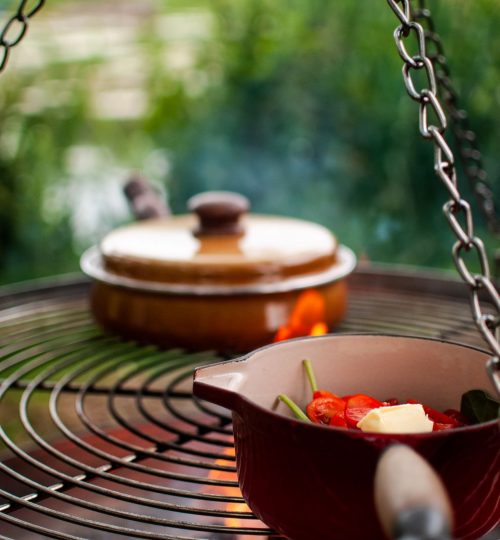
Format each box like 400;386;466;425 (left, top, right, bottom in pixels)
99;191;339;287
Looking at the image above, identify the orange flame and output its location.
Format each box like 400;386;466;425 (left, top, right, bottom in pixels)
207;447;251;529
274;289;329;342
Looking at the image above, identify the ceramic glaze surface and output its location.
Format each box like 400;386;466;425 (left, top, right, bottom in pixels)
90;279;348;352
81;242;355;351
82;193;356;351
194;335;500;540
101;215;336;263
100;215;337;284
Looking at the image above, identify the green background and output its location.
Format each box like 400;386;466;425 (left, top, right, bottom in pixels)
0;0;498;285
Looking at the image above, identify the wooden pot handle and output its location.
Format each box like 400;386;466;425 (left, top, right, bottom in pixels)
123;174;170;220
374;445;454;540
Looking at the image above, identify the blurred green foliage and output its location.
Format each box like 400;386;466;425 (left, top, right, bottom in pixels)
0;0;498;285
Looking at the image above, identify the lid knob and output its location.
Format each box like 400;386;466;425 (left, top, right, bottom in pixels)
188;191;250;236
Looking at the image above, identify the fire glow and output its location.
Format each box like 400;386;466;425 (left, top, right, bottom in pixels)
274;289;328;342
206;447;253;530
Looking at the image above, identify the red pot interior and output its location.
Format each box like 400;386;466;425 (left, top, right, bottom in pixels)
194;334;500;540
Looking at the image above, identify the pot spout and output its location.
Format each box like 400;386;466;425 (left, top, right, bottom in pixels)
194;360;248;410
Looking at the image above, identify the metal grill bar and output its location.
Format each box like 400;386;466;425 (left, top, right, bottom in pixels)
9;380;172;397
0;268;493;539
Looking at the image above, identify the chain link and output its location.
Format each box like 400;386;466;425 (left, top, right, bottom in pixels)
388;0;412;26
0;0;44;73
403;56;437;101
419;89;447;138
394;21;426;68
387;0;500;396
414;2;500;236
443;199;474;246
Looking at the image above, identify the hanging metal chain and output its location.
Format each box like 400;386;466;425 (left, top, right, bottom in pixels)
413;0;500;238
387;0;500;396
0;0;45;73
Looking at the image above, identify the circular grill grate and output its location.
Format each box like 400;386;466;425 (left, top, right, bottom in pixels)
0;267;492;539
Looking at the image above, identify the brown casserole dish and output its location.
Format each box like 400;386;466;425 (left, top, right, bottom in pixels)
81;191;356;351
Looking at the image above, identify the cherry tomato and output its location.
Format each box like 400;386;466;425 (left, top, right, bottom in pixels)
422;404;460;426
345;394;383;428
443;409;468;425
306;396;346;425
406;399;464;429
329;414;348;428
313;390;339;400
433;422;456;431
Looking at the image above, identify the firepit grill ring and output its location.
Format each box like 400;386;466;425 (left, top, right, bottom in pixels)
0;266;495;539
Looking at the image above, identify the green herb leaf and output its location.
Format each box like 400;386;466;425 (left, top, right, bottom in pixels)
460;389;500;424
303;359;318;394
278;394;310;422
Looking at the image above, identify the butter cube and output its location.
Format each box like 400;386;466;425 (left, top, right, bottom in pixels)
356;403;434;434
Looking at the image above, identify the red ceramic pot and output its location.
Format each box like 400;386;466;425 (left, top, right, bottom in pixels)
193;334;500;540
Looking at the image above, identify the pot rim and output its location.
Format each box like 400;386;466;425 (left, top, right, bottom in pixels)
193;333;500;436
80;244;357;296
